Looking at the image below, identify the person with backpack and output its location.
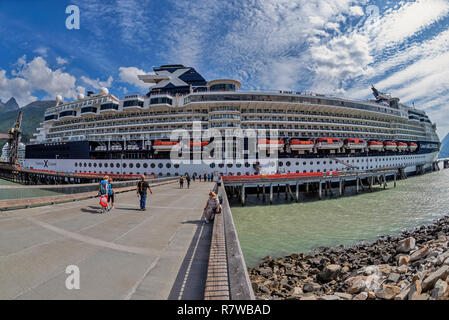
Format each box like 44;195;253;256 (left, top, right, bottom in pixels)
107;177;115;212
99;176;109;214
137;175;152;211
186;174;191;189
179;175;184;188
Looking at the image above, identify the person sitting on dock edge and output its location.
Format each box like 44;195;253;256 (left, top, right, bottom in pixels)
203;192;221;224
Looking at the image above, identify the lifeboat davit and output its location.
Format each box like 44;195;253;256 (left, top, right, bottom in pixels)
316;138;343;150
153;140;180;152
290;139;315;151
368;140;384;151
409;142;418;152
397;142;408;152
384;141;398;151
258;139;285;151
344;138;367;150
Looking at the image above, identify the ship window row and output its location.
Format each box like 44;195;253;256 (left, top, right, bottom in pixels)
72;157;423;175
184;94;402;116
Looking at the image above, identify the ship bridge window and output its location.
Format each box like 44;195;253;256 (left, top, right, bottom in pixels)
150;97;172;105
123;100;144;108
209;83;236;92
100;103;119;111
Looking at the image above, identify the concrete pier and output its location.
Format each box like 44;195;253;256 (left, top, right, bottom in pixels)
0;181;215;300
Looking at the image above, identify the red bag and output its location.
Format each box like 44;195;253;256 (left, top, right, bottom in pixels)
99;195;108;208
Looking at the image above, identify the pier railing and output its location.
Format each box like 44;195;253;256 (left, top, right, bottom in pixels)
205;183;255;300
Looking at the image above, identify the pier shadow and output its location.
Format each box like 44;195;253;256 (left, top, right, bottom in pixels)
167;221;213;300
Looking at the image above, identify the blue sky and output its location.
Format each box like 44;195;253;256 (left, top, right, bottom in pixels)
1;0;449;138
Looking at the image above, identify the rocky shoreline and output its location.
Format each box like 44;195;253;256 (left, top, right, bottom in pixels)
249;215;449;300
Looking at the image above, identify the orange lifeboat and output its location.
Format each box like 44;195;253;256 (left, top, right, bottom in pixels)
258;139;285;151
153;140;180;152
316;138;343;150
397;142;408;152
384;141;397;151
368;140;383;151
290;139;314;151
408;142;418;152
344;138;367;150
190;140;209;148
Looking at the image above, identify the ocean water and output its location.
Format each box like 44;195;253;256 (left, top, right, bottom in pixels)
0;179;64;200
231;170;449;268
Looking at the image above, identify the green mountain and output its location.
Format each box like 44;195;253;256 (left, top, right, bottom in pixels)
0;100;56;143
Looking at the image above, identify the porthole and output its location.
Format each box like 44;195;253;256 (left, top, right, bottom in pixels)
303;162;306;165
129;163;134;168
84;163;87;167
105;163;108;168
167;173;171;177
227;163;233;168
93;163;97;168
144;163;148;168
99;163;103;168
136;163;141;168
123;163;127;168
166;163;171;169
88;163;92;167
279;161;283;167
75;163;78;167
286;161;291;167
237;172;241;176
151;163;156;168
158;163;163;168
210;163;216;168
219;163;224;168
174;164;179;168
310;161;313;165
245;163;250;168
236;163;242;168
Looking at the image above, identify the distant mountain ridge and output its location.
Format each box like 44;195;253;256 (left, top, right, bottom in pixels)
0;97;20;112
439;133;449;159
0;98;56;143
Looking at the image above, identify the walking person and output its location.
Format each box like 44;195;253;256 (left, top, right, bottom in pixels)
204;173;207;182
98;175;109;214
199;174;202;182
186;174;191;189
203;192;221;224
107;177;115;212
179;175;184;188
137;175;152;211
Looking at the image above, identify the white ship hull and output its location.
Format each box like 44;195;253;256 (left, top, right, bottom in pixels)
23;152;438;177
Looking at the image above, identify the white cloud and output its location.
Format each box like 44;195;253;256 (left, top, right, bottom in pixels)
364;0;449;52
0;56;84;106
33;47;49;57
81;75;113;90
56;57;68;65
118;67;152;89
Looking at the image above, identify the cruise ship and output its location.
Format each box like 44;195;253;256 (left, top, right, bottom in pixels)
24;64;440;178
